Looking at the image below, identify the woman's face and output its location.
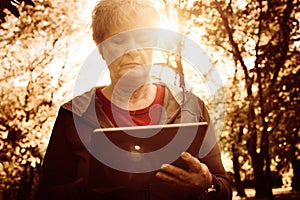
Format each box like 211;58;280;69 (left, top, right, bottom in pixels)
100;24;157;84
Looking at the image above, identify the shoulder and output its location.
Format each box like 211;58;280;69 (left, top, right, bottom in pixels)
156;83;208;122
157;82;204;106
61;86;104;116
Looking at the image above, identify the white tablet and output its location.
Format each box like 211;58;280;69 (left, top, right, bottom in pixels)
87;122;208;188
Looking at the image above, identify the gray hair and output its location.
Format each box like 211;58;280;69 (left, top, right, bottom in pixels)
92;0;161;45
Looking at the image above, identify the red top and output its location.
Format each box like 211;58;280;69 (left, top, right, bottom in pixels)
96;84;165;127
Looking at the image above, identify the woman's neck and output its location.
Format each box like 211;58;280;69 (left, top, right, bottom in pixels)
102;83;157;110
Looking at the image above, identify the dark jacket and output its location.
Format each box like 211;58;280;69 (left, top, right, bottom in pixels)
35;85;232;200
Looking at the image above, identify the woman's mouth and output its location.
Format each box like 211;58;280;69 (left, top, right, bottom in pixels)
122;62;140;68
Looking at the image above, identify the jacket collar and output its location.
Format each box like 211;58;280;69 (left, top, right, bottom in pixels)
62;84;184;128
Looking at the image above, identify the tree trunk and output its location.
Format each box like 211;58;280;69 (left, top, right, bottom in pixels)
247;130;272;199
262;129;273;200
291;158;300;191
291;128;300;191
232;144;246;197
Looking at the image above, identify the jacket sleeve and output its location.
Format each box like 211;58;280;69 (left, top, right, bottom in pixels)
34;108;117;200
199;144;233;200
197;99;233;200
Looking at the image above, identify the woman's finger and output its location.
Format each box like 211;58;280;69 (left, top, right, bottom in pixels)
180;152;202;173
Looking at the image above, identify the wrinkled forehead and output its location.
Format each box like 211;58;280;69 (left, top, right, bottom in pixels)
103;16;160;42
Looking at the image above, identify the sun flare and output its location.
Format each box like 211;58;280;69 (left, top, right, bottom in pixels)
160;19;179;31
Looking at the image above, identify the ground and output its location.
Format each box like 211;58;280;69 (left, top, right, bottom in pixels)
233;187;300;200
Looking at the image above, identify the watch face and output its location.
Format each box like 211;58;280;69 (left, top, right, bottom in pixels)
206;175;217;194
207;186;217;193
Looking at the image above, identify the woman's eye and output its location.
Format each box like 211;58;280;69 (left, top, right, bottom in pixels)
135;34;148;42
136;35;157;46
112;37;125;44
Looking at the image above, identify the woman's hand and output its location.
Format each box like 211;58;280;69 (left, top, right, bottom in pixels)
155;151;212;196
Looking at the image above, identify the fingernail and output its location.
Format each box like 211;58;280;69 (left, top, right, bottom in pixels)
156;172;161;177
161;164;168;169
181;152;188;157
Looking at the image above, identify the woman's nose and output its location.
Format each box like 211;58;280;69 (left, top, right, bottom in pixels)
124;39;140;55
124;38;137;51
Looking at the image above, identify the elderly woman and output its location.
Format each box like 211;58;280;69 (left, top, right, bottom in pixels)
35;0;232;199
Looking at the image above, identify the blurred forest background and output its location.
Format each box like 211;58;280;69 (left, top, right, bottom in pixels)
0;0;299;200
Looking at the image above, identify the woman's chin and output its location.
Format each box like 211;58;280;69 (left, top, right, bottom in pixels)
116;67;150;88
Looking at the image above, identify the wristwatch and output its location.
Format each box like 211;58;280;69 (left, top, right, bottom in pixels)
196;175;217;200
205;175;217;194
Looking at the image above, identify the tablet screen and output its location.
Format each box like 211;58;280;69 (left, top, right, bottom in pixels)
88;122;208;188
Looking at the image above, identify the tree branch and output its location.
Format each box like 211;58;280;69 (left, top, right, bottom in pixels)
212;1;254;98
271;0;294;84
